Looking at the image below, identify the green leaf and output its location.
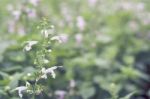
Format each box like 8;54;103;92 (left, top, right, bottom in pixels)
0;71;9;78
79;83;95;99
119;92;136;99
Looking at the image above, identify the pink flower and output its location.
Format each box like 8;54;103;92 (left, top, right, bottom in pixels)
26;8;37;18
55;90;66;99
88;0;97;7
76;16;86;31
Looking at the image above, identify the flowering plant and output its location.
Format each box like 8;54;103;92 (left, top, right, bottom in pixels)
12;18;63;98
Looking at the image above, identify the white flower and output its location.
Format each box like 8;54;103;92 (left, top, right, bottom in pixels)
27;73;31;76
41;66;62;79
41;29;49;38
48;49;52;52
88;0;97;7
29;0;40;6
70;79;76;88
41;28;55;38
59;34;68;43
24;41;38;51
55;90;67;99
75;33;83;44
14;86;27;98
43;59;49;64
76;16;86;31
51;36;62;43
51;34;68;43
12;10;21;20
13;82;30;98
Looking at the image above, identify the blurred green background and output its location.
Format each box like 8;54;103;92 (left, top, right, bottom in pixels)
0;0;150;99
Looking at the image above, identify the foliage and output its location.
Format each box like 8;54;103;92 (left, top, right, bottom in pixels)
0;0;150;99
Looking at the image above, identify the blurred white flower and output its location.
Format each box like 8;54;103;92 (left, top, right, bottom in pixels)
120;1;145;11
59;34;68;43
27;73;31;76
41;66;62;79
70;79;76;88
29;0;40;6
51;36;62;43
41;29;49;38
136;3;145;11
43;59;49;64
75;33;83;44
61;5;72;23
55;90;67;99
88;0;97;7
76;16;86;31
14;86;27;98
12;10;21;20
14;82;30;98
24;41;38;51
48;49;52;52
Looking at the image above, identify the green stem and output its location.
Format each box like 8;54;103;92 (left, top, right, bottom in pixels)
32;85;36;99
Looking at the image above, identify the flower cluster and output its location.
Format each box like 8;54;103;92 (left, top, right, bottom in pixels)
7;0;41;35
41;66;63;79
